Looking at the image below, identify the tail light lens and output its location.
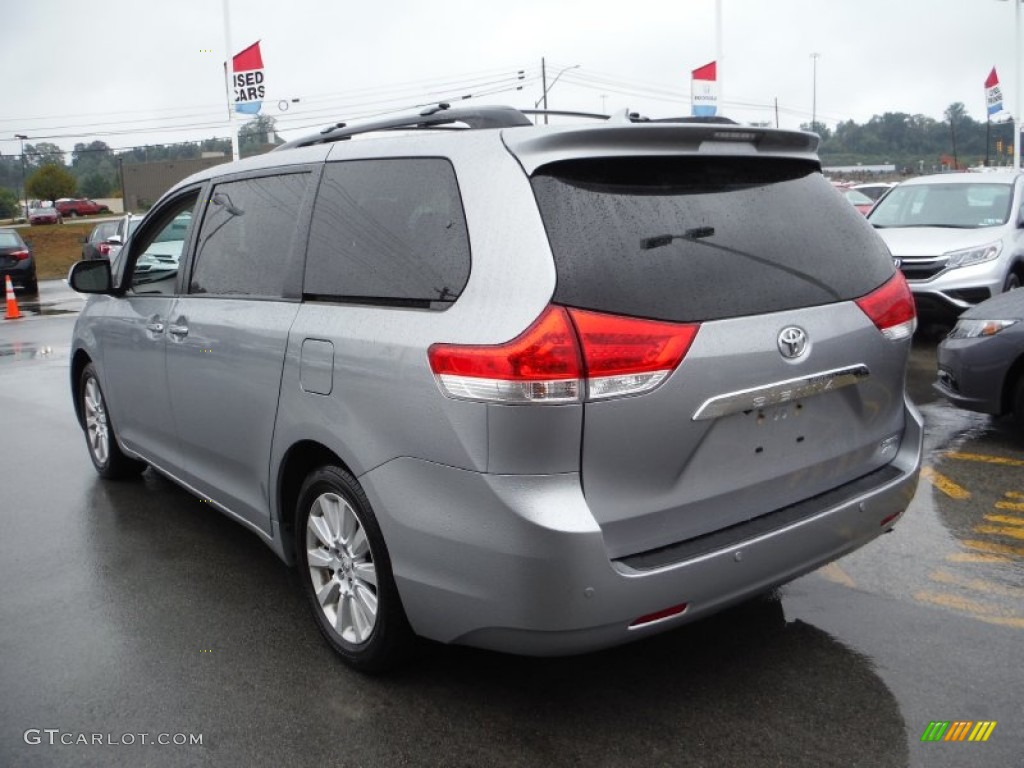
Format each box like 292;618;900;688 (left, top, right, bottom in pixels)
568;308;699;400
98;243;112;256
855;272;917;341
428;305;699;404
10;250;30;261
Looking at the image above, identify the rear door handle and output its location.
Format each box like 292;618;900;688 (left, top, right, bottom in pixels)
146;321;165;334
168;323;189;338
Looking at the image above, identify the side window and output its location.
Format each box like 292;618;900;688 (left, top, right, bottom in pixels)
128;192;199;295
305;158;470;307
190;173;308;297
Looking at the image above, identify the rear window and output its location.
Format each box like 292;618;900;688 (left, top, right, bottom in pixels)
531;157;894;323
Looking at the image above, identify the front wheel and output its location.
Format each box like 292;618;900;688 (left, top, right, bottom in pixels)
1004;272;1021;292
1014;376;1024;434
79;363;147;479
296;465;413;673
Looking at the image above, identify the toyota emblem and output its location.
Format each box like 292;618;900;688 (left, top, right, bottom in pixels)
777;326;809;359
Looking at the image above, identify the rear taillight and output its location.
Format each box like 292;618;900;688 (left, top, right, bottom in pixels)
567;308;699;400
428;305;699;404
10;250;30;261
98;243;112;256
855;272;917;341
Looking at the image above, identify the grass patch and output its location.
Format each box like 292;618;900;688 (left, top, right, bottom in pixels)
22;222;94;279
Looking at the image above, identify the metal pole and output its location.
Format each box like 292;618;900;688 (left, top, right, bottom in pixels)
716;0;723;108
542;57;548;125
810;53;820;131
222;0;240;161
1016;0;1022;170
15;134;28;220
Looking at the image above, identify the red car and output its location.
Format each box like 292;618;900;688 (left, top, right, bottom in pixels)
55;198;110;217
28;207;62;225
831;182;874;216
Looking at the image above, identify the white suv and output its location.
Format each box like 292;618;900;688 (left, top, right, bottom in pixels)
868;172;1024;319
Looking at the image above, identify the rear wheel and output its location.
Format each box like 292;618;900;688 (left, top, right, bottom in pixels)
296;465;413;673
22;277;38;295
79;363;147;479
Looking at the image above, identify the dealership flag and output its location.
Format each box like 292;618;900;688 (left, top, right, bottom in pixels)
691;61;718;117
232;41;264;114
985;67;1003;116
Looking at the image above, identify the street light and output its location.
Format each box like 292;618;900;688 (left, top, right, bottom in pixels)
14;134;28;221
535;61;580;124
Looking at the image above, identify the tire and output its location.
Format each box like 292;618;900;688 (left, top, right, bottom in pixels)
79;363;147;479
69;211;79;218
22;278;38;295
1004;272;1021;292
296;465;413;673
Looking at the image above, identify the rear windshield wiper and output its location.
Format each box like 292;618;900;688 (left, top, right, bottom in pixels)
640;226;716;250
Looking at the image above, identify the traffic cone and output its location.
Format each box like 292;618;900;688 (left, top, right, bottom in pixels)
5;275;22;320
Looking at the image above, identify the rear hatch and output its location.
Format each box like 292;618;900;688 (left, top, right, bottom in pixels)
528;152;911;559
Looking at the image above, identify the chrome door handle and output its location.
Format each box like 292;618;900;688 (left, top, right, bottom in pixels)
168;324;189;338
146;321;165;333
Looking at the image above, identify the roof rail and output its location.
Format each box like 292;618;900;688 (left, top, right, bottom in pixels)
274;104;533;151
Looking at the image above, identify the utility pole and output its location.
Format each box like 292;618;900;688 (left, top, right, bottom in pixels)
222;0;240;161
14;134;28;220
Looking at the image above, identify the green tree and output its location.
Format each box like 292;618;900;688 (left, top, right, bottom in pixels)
26;163;77;203
0;187;19;219
80;172;112;198
239;115;283;156
24;142;65;170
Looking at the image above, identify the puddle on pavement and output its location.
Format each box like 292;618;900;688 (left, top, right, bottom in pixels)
0;342;58;361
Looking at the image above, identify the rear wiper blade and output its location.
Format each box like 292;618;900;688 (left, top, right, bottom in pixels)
640;226;716;250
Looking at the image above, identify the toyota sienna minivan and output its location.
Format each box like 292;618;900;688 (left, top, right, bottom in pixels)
68;105;923;671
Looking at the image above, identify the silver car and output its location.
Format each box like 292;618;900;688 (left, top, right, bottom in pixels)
68;106;923;671
869;171;1024;319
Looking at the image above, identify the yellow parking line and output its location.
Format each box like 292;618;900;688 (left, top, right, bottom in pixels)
985;514;1024;527
928;569;1024;599
974;524;1024;542
913;590;1024;628
819;562;856;588
963;539;1024;557
945;452;1024;467
920;467;970;499
946;552;1011;564
1006;491;1024;499
994;501;1024;513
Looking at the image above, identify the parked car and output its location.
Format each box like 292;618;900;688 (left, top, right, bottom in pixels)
104;213;145;264
56;198;110;218
852;182;897;202
868;171;1024;320
28;207;62;225
81;221;120;260
843;187;875;215
0;228;37;293
934;288;1024;430
67;105;923;672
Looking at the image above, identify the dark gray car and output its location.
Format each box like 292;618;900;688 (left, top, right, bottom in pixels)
935;288;1024;429
67;106;924;672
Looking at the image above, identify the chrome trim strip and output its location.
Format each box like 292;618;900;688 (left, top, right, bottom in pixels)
692;364;870;421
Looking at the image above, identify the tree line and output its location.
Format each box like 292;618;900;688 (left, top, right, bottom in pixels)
0;115;283;217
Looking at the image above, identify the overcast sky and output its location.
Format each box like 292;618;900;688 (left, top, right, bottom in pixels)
3;0;1022;157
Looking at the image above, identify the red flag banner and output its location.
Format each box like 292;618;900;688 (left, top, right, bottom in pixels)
232;41;265;115
691;61;717;117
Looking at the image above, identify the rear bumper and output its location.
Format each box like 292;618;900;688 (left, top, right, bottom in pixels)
361;397;923;656
0;259;36;288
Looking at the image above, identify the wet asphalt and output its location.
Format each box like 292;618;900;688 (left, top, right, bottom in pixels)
0;283;1021;767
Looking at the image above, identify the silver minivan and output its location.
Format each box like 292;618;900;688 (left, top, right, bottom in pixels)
869;171;1024;319
68;106;923;671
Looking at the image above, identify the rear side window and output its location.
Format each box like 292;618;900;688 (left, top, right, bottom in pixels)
190;172;309;297
531;157;894;323
304;158;470;308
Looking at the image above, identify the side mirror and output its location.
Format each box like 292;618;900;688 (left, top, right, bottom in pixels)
68;260;113;294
